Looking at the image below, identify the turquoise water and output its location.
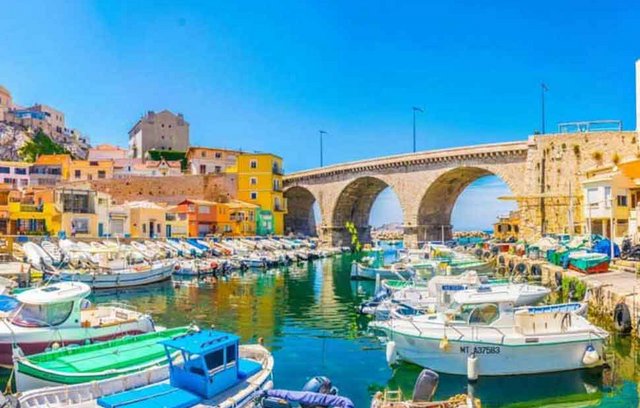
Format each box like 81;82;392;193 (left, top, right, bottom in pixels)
84;254;639;407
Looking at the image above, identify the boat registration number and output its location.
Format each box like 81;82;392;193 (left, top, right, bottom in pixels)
459;346;501;355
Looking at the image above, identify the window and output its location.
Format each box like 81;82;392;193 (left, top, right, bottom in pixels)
142;224;147;233
201;151;206;158
249;211;254;221
157;223;161;233
250;160;257;169
12;301;74;327
200;165;206;174
250;177;257;185
72;218;89;233
604;187;611;208
204;349;224;372
74;170;81;179
214;166;222;173
14;168;27;175
198;205;210;214
617;195;628;207
226;344;236;366
98;170;106;179
587;188;598;208
0;167;9;174
89;161;98;166
215;152;222;158
250;192;257;200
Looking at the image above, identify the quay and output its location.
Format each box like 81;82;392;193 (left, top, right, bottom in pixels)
499;252;640;333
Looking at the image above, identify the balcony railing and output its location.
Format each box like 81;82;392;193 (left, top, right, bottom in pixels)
20;204;43;212
273;184;283;192
274;204;287;212
272;166;284;175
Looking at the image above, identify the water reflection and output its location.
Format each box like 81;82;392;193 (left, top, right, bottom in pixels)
77;253;638;407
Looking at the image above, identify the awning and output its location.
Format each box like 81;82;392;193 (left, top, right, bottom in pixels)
617;159;640;180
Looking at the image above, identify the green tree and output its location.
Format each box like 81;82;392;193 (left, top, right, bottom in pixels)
18;130;68;162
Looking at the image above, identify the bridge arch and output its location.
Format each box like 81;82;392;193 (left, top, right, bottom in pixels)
284;186;320;236
331;176;403;246
415;166;518;243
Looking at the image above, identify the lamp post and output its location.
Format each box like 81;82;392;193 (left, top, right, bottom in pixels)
541;83;548;134
319;130;327;167
412;107;423;152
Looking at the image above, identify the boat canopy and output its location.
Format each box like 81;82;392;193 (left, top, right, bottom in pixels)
16;282;91;305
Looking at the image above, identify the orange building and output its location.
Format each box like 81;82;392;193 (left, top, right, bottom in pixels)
34;154;73;180
176;199;218;237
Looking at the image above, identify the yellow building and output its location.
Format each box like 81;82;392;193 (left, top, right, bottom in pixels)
221;200;259;236
493;210;520;241
125;201;168;239
234;153;286;235
34;154;73;180
69;159;114;181
55;187;100;237
8;189;61;235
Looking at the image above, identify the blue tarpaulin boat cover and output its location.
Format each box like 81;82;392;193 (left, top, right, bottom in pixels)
264;390;355;408
593;239;620;257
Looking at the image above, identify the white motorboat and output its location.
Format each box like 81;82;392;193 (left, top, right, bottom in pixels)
370;294;608;376
350;261;414;281
0;282;156;367
54;259;175;289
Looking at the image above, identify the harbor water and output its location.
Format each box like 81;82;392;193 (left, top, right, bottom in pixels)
1;246;635;406
68;253;640;407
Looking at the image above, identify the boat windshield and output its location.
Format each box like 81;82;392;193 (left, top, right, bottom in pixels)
452;303;500;325
12;301;74;327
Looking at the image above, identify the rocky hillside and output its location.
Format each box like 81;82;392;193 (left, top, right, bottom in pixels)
0;122;90;161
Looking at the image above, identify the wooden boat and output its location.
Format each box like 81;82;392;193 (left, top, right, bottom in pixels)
567;251;609;274
17;330;274;408
14;326;192;391
54;259;175;289
0;282;156;367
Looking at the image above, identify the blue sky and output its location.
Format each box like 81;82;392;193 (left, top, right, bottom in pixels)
0;1;637;229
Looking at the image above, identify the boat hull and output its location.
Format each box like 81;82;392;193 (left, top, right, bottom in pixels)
350;263;413;280
385;331;606;375
54;263;174;289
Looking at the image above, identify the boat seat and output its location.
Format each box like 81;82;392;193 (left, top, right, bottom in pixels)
238;358;261;379
97;383;201;408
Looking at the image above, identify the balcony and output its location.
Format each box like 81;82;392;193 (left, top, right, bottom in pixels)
20;204;43;213
273;184;283;192
272;166;284;175
274;204;287;212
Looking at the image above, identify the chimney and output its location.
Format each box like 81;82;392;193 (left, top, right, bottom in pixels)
636;59;640;131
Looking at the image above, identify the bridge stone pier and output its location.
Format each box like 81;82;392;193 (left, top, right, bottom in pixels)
285;131;639;248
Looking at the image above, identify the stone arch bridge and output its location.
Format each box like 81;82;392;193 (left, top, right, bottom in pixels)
283;131;639;247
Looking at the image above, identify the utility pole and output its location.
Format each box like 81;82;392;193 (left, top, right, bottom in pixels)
541;83;549;134
412;107;424;152
319;130;327;167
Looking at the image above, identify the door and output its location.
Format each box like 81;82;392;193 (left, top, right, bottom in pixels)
149;221;155;238
98;223;104;237
166;224;172;237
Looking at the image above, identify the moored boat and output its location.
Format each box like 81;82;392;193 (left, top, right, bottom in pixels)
53;259;175;289
370;295;608;376
0;282;156;367
350;262;414;281
16;330;274;408
567;251;610;274
14;326;193;391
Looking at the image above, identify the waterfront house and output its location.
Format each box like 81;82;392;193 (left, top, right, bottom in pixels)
125;201;167;239
581;163;638;242
107;204;130;238
224;200;259;236
493;210;520;241
0;184;21;234
186;146;240;175
0;161;31;190
176;199;217;237
55;187;99;237
165;205;188;238
8;188;60;236
233;153;286;235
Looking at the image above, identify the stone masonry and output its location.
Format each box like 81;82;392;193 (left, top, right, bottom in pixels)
284;131;640;247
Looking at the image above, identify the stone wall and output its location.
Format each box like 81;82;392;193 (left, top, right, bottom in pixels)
65;173;237;205
521;131;639;239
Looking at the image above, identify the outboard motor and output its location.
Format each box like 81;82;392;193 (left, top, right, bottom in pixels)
299;376;338;407
412;369;439;402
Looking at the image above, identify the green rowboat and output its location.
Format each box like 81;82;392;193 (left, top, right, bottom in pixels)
15;326;191;392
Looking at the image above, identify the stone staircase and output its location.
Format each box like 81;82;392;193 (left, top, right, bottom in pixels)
609;259;640;274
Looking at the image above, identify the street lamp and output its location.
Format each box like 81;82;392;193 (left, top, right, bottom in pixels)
412;107;424;152
541;83;549;134
319;130;327;167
